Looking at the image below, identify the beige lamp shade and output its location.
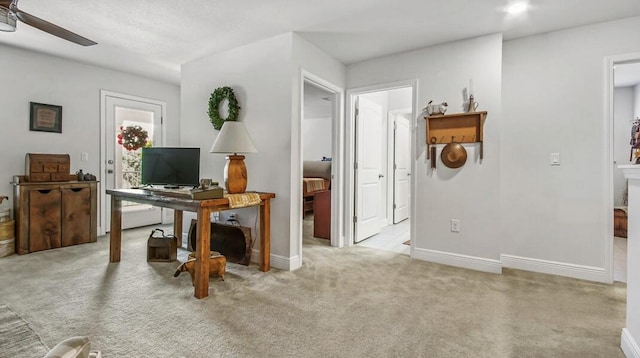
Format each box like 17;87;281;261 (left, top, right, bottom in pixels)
210;121;257;154
210;121;257;194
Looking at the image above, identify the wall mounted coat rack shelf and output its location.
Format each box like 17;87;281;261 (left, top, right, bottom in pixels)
425;111;488;159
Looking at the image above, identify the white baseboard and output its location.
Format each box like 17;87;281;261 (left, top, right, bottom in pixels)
251;249;300;271
501;254;607;283
622;328;640;358
413;248;502;274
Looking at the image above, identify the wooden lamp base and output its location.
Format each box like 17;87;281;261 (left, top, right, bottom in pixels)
224;154;248;194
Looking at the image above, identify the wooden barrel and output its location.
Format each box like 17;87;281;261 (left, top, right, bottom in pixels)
0;208;9;223
0;220;15;240
0;220;15;257
0;238;14;257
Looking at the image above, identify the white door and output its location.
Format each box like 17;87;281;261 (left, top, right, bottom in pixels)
355;96;383;242
104;93;164;230
393;115;410;223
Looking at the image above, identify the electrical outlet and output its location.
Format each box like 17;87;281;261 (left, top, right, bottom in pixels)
450;219;461;232
228;212;237;220
212;212;220;221
81;152;89;161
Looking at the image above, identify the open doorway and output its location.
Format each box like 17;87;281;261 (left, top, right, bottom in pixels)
301;81;335;246
611;61;640;283
348;83;415;255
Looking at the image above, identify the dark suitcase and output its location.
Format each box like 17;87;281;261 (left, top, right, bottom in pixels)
188;219;252;266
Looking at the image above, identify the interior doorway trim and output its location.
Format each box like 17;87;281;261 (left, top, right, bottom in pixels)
99;90;167;235
298;70;344;261
604;52;640;284
345;79;418;248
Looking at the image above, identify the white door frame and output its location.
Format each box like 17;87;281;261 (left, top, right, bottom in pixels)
604;53;640;283
605;51;640;358
298;71;344;257
345;79;418;247
99;90;168;235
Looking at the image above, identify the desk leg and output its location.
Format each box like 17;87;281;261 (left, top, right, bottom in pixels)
109;196;122;262
174;210;183;247
260;198;271;272
194;208;211;299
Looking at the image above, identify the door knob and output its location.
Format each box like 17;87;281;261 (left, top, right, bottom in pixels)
107;159;114;165
107;169;114;174
379;174;384;178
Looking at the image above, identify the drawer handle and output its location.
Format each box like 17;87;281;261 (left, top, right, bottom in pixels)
70;188;84;192
37;190;52;194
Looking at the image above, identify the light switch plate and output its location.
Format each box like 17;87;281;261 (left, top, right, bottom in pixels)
550;153;560;166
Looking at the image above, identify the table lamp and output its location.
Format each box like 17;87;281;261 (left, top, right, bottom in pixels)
210;121;257;194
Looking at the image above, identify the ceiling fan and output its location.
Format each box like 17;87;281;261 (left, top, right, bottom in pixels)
0;0;96;46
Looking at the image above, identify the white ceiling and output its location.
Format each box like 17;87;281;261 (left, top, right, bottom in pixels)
1;0;640;84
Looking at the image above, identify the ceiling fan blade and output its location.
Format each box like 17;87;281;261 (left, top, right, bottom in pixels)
14;9;96;46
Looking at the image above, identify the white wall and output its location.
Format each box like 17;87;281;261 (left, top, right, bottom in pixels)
614;87;635;206
180;33;294;267
347;33;503;270
180;33;345;269
502;17;640;274
0;44;180;223
303;117;332;160
302;83;332;161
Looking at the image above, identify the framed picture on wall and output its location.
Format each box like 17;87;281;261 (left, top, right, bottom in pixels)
29;102;62;133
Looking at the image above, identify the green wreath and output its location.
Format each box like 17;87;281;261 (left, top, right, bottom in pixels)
208;86;240;130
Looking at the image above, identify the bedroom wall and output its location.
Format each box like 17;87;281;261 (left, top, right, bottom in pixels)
614;87;635;206
0;44;180;226
502;16;640;279
347;33;503;271
302;82;332;161
303;117;331;161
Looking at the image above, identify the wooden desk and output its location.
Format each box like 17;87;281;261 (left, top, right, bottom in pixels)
106;189;275;299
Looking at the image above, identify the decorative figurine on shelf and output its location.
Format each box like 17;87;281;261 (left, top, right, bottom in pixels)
466;94;479;112
630;118;640;163
424;100;448;116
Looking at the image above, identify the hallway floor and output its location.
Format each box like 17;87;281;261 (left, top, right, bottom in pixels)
614;236;627;283
356;219;410;255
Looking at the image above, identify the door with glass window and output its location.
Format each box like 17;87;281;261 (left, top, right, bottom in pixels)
104;94;164;230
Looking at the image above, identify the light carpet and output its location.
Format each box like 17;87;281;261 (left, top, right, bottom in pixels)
0;303;49;358
0;225;627;357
